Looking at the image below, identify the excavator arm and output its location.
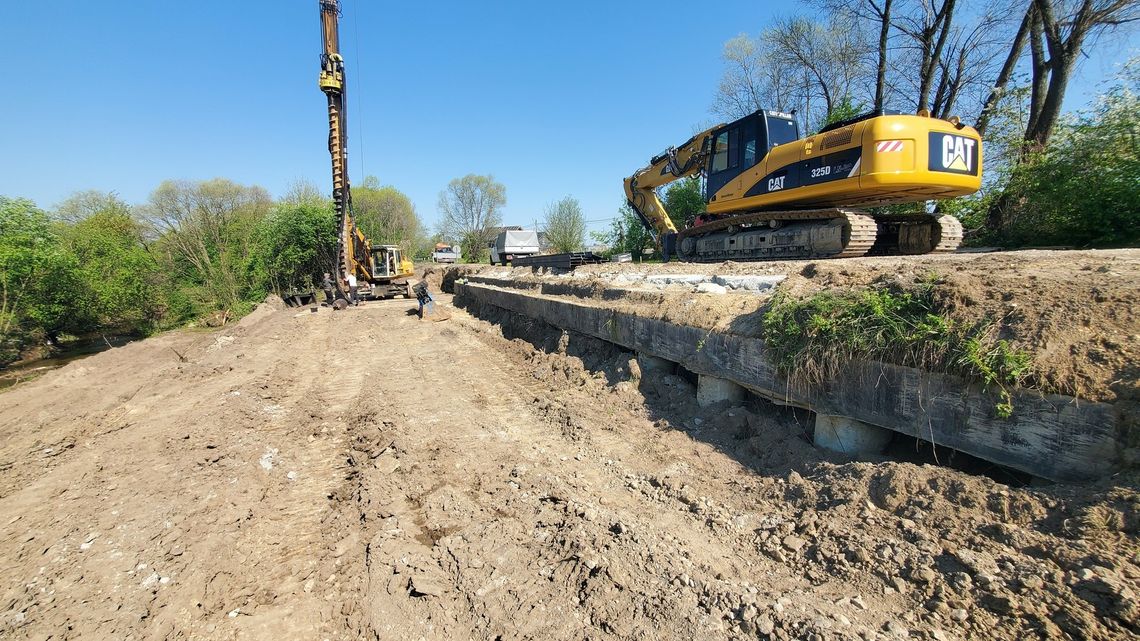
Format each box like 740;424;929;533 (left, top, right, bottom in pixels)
622;124;721;237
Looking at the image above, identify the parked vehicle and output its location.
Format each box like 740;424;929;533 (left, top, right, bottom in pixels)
488;230;540;265
432;244;461;263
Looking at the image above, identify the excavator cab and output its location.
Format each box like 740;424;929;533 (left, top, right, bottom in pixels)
705;111;799;196
369;245;411;278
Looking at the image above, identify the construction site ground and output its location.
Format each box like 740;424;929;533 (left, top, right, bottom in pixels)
2;249;1139;641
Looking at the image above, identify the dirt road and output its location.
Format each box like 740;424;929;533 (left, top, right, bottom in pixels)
1;291;1137;640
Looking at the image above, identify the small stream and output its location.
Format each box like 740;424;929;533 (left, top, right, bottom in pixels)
0;338;132;390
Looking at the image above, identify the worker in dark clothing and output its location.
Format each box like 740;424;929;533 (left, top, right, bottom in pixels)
321;272;335;306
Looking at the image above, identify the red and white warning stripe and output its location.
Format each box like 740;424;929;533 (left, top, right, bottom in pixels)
875;140;904;152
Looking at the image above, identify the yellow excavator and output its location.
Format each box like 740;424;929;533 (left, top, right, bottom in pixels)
318;0;414;298
624;109;982;262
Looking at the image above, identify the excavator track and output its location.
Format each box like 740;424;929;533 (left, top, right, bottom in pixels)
867;213;964;256
672;209;962;263
674;209;878;263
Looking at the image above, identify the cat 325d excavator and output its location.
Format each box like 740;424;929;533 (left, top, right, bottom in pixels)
318;0;414;298
623;109;982;262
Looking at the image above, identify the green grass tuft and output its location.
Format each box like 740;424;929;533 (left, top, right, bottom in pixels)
762;277;1033;418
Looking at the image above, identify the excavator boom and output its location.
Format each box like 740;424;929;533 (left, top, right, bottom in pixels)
623;126;720;237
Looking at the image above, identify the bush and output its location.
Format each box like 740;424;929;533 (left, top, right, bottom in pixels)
247;202;337;295
986;67;1139;247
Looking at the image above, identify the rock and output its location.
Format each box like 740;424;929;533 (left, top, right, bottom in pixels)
626;358;642;382
912;567;938;584
950;608;968;621
1019;574;1044;591
953;549;999;576
374;454;400;474
782;535;807;552
884;620;908;637
925;598;949;613
410;575;446;597
756;615;776;636
981;594;1019;615
696;282;728;295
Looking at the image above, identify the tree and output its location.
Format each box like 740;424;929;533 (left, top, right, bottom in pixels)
1022;0;1139;150
281;179;328;207
713;16;869;132
541;196;587;253
352;180;425;253
892;0;960;113
437;174;507;263
976;5;1034;137
58;196;164;334
985;60;1139;246
247;201;338;295
596;203;655;261
0;197;86;359
142;178;271;314
52;190;131;224
662;177;706;229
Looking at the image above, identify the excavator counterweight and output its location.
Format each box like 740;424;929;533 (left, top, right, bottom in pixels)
625;109;981;262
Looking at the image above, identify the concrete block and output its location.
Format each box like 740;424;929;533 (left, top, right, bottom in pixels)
637;353;674;375
695;282;728;295
712;275;786;292
697;375;746;408
814;414;893;455
646;274;706;285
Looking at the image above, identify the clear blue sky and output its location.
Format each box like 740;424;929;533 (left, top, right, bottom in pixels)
0;1;1131;236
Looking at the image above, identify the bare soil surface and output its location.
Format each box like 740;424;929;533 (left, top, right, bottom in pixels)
451;249;1139;403
1;283;1138;640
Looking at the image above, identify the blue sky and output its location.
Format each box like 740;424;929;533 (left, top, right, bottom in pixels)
0;1;1133;236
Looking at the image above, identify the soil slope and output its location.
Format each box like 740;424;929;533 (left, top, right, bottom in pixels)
0;287;1137;640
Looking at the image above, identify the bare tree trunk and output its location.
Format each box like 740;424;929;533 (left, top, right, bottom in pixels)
1024;0;1101;149
937;49;968;118
976;3;1033;136
874;0;893;112
917;0;958;112
1024;10;1048;150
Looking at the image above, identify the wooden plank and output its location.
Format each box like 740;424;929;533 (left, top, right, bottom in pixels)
458;282;1122;482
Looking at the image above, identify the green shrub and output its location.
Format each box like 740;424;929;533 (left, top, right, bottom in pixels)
986;65;1139;247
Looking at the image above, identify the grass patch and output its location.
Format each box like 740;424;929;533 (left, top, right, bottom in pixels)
762;276;1033;418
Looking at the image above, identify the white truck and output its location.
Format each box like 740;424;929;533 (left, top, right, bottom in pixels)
431;244;460;263
488;230;540;266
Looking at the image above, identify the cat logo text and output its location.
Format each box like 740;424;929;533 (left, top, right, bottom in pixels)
928;133;979;175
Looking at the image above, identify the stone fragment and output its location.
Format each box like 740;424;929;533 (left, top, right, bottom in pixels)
410;575;446;597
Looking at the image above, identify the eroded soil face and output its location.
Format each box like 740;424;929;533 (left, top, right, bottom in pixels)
446;249;1139;403
1;281;1138;640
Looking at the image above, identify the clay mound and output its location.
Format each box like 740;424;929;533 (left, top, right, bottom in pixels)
236;294;287;329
